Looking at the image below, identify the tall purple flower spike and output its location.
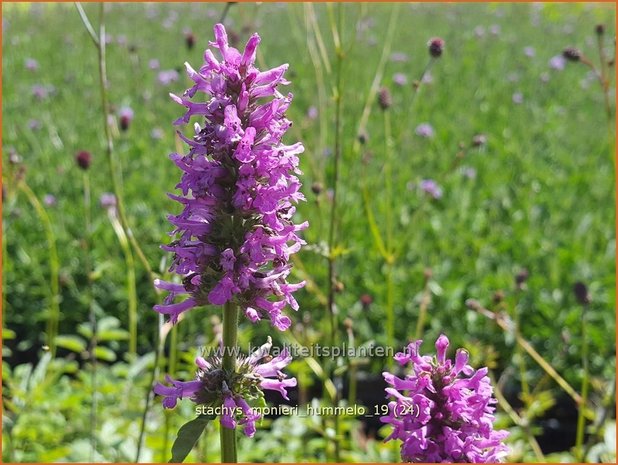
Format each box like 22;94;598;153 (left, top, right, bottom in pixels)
154;24;307;331
381;334;509;462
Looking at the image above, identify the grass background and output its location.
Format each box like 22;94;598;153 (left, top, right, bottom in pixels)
2;2;616;462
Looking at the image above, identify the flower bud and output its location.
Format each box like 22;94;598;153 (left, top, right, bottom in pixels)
472;133;487;147
428;37;445;58
75;150;92;170
515;269;529;289
118;106;134;131
360;293;373;308
311;182;323;195
563;47;582;62
378;87;392;110
573;281;590;305
185;31;195;50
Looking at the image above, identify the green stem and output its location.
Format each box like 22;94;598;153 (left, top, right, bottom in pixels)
396;58;435;146
575;302;590;461
325;4;344;461
383;110;396;366
513;297;530;401
135;314;164;463
18;182;60;357
82;172;98;461
414;273;431;340
108;212;137;356
75;2;157;284
221;301;238;463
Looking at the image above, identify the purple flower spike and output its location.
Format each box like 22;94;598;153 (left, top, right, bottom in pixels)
155;23;307;331
381;334;509;463
154;337;296;438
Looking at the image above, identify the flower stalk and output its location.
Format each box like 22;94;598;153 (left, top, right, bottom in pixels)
221;301;239;463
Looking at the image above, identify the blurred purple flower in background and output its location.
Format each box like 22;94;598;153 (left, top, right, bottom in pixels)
149;58;160;70
381;334;509;462
43;194;57;207
151;127;164;140
31;84;52;100
420;179;443;199
157;69;179;85
25;58;39;71
524;46;536;58
512;92;524;104
390;51;409;62
415;123;435;138
549;54;566;71
28;119;41;130
100;193;117;212
393;73;408;86
462;166;477;179
307;105;318;120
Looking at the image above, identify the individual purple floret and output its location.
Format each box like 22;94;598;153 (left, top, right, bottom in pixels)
154;337;296;437
155;24;307;331
381;334;509;463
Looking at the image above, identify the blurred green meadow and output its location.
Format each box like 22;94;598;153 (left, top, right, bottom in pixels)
1;2;616;462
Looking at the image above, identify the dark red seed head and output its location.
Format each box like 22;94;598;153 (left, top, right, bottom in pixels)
311;182;323;195
428;37;445;58
76;150;92;170
185;32;195;50
360;293;373;307
515;269;529;289
120;115;131;131
378;87;392;110
573;282;590;305
563;47;582;62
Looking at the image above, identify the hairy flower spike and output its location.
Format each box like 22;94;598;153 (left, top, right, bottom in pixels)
154;337;296;437
381;334;509;463
154;24;307;331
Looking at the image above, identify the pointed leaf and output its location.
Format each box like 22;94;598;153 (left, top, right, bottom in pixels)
169;415;215;463
55;335;87;353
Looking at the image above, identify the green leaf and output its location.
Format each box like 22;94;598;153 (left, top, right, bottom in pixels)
30;352;52;388
98;328;130;342
55;335;86;353
94;346;117;362
2;328;16;340
169;415;215;463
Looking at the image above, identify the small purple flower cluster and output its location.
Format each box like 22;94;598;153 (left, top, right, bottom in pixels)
154;24;307;331
381;335;509;462
155;337;296;437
